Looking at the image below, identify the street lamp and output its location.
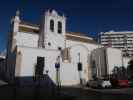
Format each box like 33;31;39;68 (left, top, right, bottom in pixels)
77;53;83;85
55;56;61;87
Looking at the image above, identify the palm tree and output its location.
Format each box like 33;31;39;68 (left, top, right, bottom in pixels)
112;66;119;78
119;66;127;79
112;66;127;79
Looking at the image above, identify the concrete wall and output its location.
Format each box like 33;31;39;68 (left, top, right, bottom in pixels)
106;48;122;74
91;48;106;77
91;47;122;78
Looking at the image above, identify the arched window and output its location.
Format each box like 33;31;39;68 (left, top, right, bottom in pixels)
50;20;54;32
58;21;62;34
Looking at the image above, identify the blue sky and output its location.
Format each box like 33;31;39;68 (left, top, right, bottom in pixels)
0;0;133;52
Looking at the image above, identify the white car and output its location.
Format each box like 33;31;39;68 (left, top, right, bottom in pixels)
101;80;112;88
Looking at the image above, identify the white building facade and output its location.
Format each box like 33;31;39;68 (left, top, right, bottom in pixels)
91;47;123;78
6;10;99;86
100;31;133;57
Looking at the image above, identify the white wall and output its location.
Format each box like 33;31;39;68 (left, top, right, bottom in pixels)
63;44;89;85
16;46;82;85
66;40;98;82
91;48;106;77
15;39;98;86
91;47;122;77
16;32;39;48
16;46;59;83
66;40;98;52
45;32;65;50
123;57;131;68
106;48;122;74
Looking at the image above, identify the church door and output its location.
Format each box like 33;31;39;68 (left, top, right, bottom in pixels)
35;57;45;76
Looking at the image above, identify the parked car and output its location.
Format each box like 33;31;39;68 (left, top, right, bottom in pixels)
110;79;118;87
118;80;128;87
87;79;111;89
110;79;128;88
87;79;102;88
128;79;133;87
102;79;112;88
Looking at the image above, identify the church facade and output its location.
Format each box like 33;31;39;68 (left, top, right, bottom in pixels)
6;10;99;86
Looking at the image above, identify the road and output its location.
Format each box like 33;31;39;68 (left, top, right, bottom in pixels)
86;87;133;95
61;86;133;100
0;80;7;86
87;87;133;100
0;84;133;100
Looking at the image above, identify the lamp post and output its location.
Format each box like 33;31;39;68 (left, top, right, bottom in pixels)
55;56;61;89
77;53;83;85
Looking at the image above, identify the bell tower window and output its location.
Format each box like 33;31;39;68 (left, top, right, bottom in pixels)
58;21;62;34
50;20;54;32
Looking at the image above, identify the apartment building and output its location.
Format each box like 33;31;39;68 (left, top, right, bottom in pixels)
100;30;133;57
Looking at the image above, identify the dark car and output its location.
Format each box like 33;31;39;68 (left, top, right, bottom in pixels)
87;79;103;88
87;79;111;89
128;79;133;87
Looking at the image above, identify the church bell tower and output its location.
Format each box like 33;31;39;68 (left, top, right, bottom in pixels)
43;9;66;50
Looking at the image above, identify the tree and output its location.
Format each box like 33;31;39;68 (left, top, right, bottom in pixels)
119;66;127;79
112;66;119;79
112;66;119;75
112;66;127;79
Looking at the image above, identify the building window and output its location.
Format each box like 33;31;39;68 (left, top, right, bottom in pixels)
50;20;54;32
58;21;62;34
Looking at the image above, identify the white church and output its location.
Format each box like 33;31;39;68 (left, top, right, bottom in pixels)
2;9;125;86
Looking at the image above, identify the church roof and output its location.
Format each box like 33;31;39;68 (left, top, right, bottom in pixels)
18;21;97;44
19;21;40;34
20;21;39;27
66;32;97;44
